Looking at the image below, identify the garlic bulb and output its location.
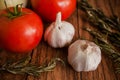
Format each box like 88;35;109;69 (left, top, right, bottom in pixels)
0;0;28;10
68;40;101;72
44;12;75;48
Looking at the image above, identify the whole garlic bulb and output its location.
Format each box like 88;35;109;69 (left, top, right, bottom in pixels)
0;0;28;10
44;12;75;48
68;40;101;72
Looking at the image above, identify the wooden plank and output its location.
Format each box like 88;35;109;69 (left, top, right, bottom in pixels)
0;0;120;80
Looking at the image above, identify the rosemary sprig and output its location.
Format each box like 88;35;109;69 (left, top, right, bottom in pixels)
0;56;64;76
78;0;120;48
78;0;120;73
78;0;120;33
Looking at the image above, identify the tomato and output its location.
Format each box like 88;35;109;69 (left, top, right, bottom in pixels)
31;0;76;22
0;7;43;53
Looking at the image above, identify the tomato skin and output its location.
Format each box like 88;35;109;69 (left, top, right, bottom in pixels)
31;0;76;22
0;8;43;53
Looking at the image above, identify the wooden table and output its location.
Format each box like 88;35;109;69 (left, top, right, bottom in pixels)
0;0;120;80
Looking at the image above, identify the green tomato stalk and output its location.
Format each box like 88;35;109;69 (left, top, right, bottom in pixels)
4;0;23;19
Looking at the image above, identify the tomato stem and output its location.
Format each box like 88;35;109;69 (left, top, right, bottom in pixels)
4;0;23;19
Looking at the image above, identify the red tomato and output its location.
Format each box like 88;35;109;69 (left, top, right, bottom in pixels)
31;0;76;22
0;8;43;53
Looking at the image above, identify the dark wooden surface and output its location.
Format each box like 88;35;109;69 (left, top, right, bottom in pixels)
0;0;120;80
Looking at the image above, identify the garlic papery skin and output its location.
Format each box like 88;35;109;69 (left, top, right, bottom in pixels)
44;12;75;48
0;0;28;10
68;40;101;72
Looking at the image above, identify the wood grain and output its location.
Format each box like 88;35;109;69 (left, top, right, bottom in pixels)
0;0;120;80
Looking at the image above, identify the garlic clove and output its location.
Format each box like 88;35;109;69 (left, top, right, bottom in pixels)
68;40;101;72
44;12;75;48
